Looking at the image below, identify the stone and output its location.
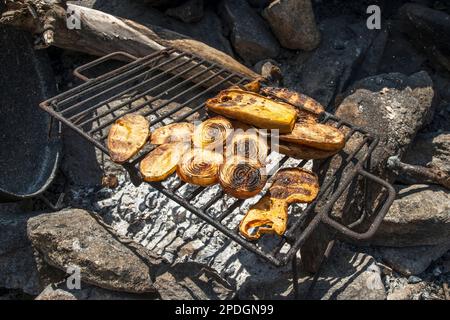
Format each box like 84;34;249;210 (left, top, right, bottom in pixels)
27;208;158;293
399;3;450;72
165;0;204;23
219;0;279;64
253;59;283;84
369;184;450;247
387;282;426;300
262;0;320;51
375;243;450;276
397;132;450;185
283;16;379;107
239;243;386;300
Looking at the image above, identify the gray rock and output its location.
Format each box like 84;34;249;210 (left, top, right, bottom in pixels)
375;242;450;276
219;0;279;64
399;3;450;72
239;243;386;300
283;17;379;107
165;0;204;23
387;282;426;300
27;208;157;293
253;59;283;84
398;132;450;185
262;0;320;51
369;184;450;247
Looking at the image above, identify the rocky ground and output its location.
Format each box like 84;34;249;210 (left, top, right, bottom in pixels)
0;0;449;300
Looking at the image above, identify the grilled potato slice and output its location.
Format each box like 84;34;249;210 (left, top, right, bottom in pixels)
192;116;233;150
140;143;190;182
107;113;149;163
177;149;224;186
150;122;194;145
260;87;325;116
219;157;267;199
239;168;319;240
275;141;339;160
206;89;297;133
279;121;345;151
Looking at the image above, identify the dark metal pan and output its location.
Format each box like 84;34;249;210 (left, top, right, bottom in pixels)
0;26;61;202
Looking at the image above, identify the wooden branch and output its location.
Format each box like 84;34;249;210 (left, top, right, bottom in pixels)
0;0;259;80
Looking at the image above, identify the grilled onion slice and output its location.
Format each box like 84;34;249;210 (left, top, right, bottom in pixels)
219;158;267;199
239;168;319;240
192;116;233;150
279;122;345;151
150;122;194;145
227;130;268;165
206;89;297;133
260;87;325;116
177;149;224;186
140;143;190;182
107;113;149;163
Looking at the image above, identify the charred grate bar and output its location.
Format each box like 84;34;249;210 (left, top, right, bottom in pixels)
40;49;395;267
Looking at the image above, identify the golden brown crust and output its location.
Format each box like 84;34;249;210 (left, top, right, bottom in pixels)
260;87;325;116
279;122;345;151
219;157;267;199
140;143;190;182
192;116;233;150
177;149;224;186
206;88;297;133
150;122;194;145
107;113;149;164
269;168;319;204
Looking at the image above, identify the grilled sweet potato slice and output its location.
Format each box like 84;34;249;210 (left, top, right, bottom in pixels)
206;89;297;133
107;113;149;163
279;121;345;151
177;149;224;186
239;168;319;240
275;141;339;160
140;143;190;182
150;122;194;145
260;87;325;116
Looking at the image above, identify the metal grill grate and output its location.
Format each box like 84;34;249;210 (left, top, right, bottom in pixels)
40;48;395;267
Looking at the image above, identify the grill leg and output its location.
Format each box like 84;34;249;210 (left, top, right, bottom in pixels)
292;254;299;299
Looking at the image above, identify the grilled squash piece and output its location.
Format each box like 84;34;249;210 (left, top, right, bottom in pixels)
279;122;345;151
150;122;194;145
239;168;319;240
275;141;339;160
192;116;233;150
219;157;267;199
206;89;297;133
260;87;325;116
140;143;190;182
107;113;149;163
177;149;224;186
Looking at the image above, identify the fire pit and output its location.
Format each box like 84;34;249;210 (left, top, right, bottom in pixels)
40;48;396;297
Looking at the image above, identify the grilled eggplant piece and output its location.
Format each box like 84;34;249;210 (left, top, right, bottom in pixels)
279;122;345;151
227;130;268;165
275;141;339;160
206;89;297;133
219;157;267;199
177;149;224;186
150;122;194;145
192;116;233;150
260;87;325;116
239;168;319;240
107;113;149;163
140;143;190;182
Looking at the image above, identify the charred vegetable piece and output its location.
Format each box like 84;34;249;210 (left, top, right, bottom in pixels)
140;143;190;182
275;141;339;160
192;116;233;150
260;87;325;116
206;89;297;133
239;168;319;240
279;122;345;152
227;130;268;165
107;113;149;163
219;157;267;199
177;149;224;186
150;122;194;145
